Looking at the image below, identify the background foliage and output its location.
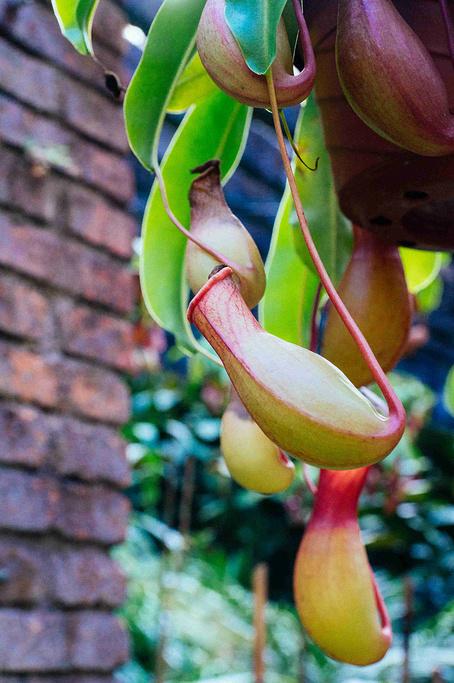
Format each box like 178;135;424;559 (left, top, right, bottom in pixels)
115;339;454;682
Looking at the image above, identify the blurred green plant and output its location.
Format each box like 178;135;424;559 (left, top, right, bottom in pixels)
115;349;454;682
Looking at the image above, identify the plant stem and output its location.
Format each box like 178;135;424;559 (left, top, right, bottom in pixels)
265;70;405;433
253;563;268;683
279;110;318;171
309;282;322;352
402;576;414;683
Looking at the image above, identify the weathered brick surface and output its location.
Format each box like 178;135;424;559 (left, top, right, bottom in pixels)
61;358;130;424
0;344;60;409
0;214;134;314
0;0;133;674
0;341;130;423
0;403;51;468
0;538;126;607
0;403;130;485
58;302;133;371
0;96;134;203
58;482;130;544
0;471;59;533
0;39;128;152
0;272;51;340
64;184;135;259
52;546;126;606
69;612;129;670
0;609;128;672
0;147;135;259
54;417;130;487
0;610;68;671
0;146;60;224
0;0;128;88
0;470;129;544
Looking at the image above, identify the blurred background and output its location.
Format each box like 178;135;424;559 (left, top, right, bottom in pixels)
0;0;453;681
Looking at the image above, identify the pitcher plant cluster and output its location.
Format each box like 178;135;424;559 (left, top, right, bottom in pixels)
51;0;454;668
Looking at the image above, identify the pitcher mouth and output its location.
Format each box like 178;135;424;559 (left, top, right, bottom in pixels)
187;265;233;324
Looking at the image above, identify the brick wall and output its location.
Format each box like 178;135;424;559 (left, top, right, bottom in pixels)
0;0;135;678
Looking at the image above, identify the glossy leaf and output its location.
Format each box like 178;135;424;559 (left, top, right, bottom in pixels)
168;52;218;113
443;366;454;417
140;92;251;355
400;247;447;294
225;0;287;74
259;186;318;347
417;276;444;314
124;0;206;170
51;0;99;54
282;0;299;55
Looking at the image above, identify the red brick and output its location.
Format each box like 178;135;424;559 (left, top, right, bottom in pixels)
65;184;135;258
54;417;130;487
0;610;68;671
0;95;134;203
58;482;130;544
0;38;59;111
58;301;133;371
0;538;126;607
0;469;129;543
0;340;129;423
0;147;60;223
0;538;46;603
0;343;59;408
0;402;129;483
0;214;134;314
52;546;126;606
0;40;127;152
0;0;128;89
0;273;51;340
0;609;128;671
0;148;135;258
62;79;127;153
62;359;130;424
0;403;51;467
69;612;129;670
0;471;60;533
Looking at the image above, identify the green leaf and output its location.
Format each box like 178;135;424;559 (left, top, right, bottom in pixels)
124;0;206;170
167;52;218;113
51;0;100;54
140;92;251;355
259;187;319;346
225;0;287;74
282;0;299;56
443;366;454;417
416;275;444;314
290;96;352;284
400;247;447;294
